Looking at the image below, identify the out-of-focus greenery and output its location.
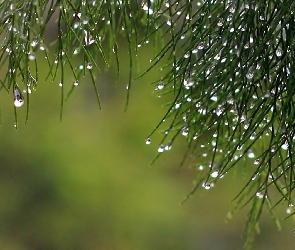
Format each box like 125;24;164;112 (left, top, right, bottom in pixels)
0;45;294;250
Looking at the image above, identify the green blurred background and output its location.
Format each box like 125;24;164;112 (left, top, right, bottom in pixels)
0;39;294;250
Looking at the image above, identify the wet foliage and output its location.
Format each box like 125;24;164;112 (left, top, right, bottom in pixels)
1;1;295;248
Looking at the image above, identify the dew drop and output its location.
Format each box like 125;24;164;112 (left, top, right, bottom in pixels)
210;96;218;102
182;127;189;136
256;192;263;198
73;80;79;86
252;173;258;181
14;86;24;107
28;51;36;60
254;159;260;165
193;133;199;140
39;44;45;50
156;81;164;90
228;4;235;13
183;78;194;88
248;149;255;158
281;143;288;150
165;143;172;151
246;68;254;79
217;18;224;26
31;40;38;47
211;170;219;178
73;22;80;29
276;47;283;57
203;182;211;190
59;81;63;87
184;52;190;58
158;144;165;152
82;17;89;24
86;62;93;69
175;103;181;109
145;138;151;145
197;42;204;50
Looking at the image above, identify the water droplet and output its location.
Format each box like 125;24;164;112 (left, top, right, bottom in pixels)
210;96;218;102
281;143;288;150
197;42;204;50
39;44;45;50
193;133;199;140
73;80;79;86
248;149;255;158
184;52;190;58
73;22;80;29
59;81;63;87
28;51;36;60
228;4;235;13
183;79;194;88
186;96;192;102
211;170;219;178
217;18;224;26
14;86;24;107
156;81;164;90
145;138;151;145
203;182;211;190
175;103;181;109
158;145;165;152
86;62;93;69
165;143;172;151
256;192;263;198
252;173;258;180
31;40;38;47
246;68;254;79
82;17;89;25
276;47;283;57
254;159;260;165
182;127;189;136
227;14;233;22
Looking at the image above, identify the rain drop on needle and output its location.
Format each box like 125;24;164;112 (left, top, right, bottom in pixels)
14;85;24;107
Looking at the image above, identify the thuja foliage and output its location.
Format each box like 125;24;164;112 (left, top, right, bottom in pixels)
1;0;295;248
